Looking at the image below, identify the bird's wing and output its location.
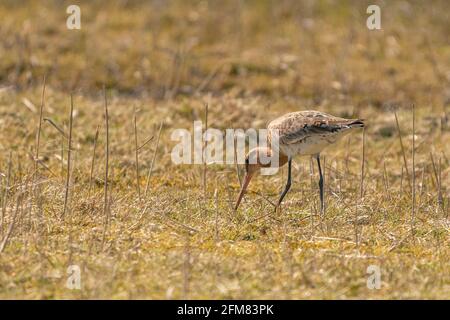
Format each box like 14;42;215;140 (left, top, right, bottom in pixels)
268;111;363;145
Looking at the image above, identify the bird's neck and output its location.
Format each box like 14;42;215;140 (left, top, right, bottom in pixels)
257;147;289;168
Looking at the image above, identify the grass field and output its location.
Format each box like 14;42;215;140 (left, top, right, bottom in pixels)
0;0;449;299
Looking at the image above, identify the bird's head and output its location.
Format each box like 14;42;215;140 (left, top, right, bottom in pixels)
234;147;273;210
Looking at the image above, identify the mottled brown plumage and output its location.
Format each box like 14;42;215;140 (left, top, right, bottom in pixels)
235;110;364;211
268;111;364;158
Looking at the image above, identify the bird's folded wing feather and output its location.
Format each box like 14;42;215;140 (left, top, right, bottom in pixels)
268;113;353;145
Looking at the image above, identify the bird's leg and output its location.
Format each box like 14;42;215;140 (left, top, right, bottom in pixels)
275;158;292;211
316;154;324;214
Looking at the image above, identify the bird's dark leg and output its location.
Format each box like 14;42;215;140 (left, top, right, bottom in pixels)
316;154;324;214
276;158;292;210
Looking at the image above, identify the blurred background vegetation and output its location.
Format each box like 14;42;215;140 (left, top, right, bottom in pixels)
0;0;448;108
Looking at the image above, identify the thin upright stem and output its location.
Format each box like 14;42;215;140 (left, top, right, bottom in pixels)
62;94;74;219
133;106;141;201
101;86;110;247
411;104;416;238
144;121;163;197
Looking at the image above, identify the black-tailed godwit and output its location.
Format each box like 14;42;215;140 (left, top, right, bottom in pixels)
234;110;364;212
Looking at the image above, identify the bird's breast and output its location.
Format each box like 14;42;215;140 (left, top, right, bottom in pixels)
280;135;336;157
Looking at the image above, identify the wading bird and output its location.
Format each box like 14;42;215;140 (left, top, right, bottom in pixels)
235;110;364;212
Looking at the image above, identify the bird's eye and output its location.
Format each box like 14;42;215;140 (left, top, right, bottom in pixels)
245;157;249;171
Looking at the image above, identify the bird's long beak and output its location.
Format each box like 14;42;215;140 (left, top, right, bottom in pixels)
234;173;253;210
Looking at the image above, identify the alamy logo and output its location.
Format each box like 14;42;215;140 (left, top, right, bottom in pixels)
66;265;81;290
366;265;381;289
170;121;280;175
366;5;381;30
66;5;81;30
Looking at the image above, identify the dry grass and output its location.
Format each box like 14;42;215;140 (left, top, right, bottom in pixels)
0;0;449;299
